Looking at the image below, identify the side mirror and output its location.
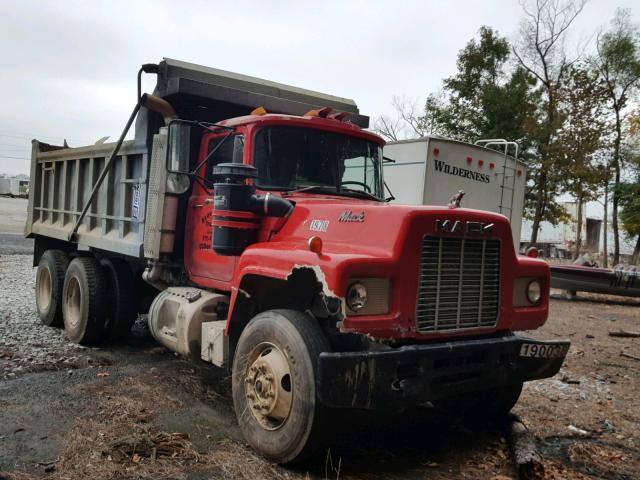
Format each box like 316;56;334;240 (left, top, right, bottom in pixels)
167;121;191;174
166;121;192;194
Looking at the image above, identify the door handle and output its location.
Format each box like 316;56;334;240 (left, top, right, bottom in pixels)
192;198;214;208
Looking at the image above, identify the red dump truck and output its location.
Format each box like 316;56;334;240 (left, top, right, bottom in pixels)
25;58;569;463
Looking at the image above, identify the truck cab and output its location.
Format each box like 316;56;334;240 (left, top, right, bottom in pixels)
25;58;569;464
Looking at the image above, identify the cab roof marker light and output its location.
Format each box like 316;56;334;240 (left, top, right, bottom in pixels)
478;159;484;167
328;111;349;121
489;162;495;169
517;169;523;177
466;156;473;164
304;107;332;118
433;148;440;156
251;106;267;115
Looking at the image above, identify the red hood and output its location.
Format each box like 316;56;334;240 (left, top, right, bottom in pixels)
271;196;514;255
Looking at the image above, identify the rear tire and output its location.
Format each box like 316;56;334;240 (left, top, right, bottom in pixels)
232;309;330;464
100;258;136;340
62;257;107;345
35;250;68;327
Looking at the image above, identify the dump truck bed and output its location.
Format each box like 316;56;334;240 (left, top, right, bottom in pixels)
25;140;150;257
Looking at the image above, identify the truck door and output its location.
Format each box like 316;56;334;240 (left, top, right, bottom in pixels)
184;133;245;284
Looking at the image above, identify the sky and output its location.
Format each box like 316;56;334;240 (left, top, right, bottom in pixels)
1;0;638;183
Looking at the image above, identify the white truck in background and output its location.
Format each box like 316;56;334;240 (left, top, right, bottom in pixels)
383;137;526;249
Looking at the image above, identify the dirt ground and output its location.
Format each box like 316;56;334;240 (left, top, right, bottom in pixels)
1;195;639;479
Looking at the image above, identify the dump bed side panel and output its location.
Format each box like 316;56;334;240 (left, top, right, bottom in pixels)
25;140;149;258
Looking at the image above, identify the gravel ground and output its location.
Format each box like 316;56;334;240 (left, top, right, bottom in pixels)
0;255;88;381
1;228;638;478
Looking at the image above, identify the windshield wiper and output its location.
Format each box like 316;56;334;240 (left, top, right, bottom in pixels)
282;185;382;201
281;185;340;195
338;187;383;202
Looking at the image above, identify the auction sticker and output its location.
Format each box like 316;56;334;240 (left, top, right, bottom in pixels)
519;343;569;358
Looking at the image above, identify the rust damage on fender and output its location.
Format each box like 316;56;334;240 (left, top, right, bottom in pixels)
287;265;343;317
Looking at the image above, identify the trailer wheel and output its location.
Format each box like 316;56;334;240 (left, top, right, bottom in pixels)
35;250;68;327
232;309;330;464
62;257;107;345
100;258;136;340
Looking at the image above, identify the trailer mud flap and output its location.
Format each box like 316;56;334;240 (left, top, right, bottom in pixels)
316;336;569;410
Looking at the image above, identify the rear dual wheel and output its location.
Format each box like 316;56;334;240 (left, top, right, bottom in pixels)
100;258;136;339
232;309;330;464
58;256;136;345
35;250;69;327
62;257;108;345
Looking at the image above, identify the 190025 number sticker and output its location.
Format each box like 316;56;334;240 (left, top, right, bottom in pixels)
519;343;569;358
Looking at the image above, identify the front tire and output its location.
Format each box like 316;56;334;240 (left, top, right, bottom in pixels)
232;309;330;464
35;250;68;327
62;257;107;345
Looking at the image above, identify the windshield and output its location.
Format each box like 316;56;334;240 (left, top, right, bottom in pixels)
253;126;384;199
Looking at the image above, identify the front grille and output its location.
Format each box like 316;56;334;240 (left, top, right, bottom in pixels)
416;236;500;333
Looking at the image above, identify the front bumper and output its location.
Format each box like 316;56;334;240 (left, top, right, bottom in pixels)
317;335;569;409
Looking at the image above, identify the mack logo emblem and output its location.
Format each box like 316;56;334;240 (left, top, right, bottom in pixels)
339;210;365;222
435;219;494;235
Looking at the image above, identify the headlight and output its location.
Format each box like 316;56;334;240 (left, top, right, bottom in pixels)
345;278;391;315
526;280;542;304
346;283;367;311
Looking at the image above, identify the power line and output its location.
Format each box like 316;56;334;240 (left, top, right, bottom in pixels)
0;155;30;160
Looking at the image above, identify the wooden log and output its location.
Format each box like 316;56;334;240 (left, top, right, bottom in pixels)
621;351;640;361
505;415;545;480
608;330;640;338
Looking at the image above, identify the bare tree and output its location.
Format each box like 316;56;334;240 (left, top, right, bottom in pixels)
373;95;435;141
592;9;640;265
512;0;587;244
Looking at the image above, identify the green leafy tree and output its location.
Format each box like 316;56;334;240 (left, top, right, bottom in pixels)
423;26;541;147
556;65;609;258
592;8;640;264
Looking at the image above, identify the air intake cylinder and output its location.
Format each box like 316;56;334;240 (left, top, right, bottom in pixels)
211;163;293;256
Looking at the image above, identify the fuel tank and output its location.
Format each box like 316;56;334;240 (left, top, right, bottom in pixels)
148;287;228;359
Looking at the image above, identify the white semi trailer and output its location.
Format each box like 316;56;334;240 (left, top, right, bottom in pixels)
383;137;526;249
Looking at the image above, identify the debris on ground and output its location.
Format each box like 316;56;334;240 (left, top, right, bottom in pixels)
505;415;544;480
608;330;640;338
107;431;198;463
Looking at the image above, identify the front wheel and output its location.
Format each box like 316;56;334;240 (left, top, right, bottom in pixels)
232;309;330;463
